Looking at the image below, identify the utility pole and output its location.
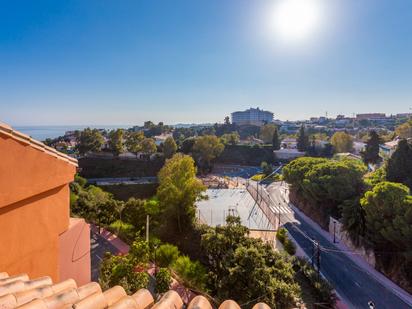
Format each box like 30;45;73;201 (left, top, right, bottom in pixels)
146;215;150;243
315;241;321;280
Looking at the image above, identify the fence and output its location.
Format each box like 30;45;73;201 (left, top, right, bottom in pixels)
246;180;280;230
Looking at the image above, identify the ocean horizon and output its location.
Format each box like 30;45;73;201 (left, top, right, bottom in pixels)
14;125;132;141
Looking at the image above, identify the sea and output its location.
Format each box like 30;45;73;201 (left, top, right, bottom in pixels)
14;125;132;141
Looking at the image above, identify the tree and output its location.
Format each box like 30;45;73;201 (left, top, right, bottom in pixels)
395;120;412;139
126;131;144;156
157;154;206;233
386;139;412;190
108;129;125;156
261;161;273;176
140;138;157;155
180;137;196;154
361;182;412;260
156;244;180;267
77;128;104;155
340;197;366;247
260;124;277;144
361;130;381;164
297;125;309;152
272;126;280;150
192;135;224;172
201;216;300;308
144;121;155;129
330;132;353;153
155;268;172;294
163;136;177;159
224;116;230;125
172;255;207;290
220;132;239;145
99;253;149;294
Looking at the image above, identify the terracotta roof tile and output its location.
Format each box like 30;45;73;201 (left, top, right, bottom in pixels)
0;293;17;309
15;286;54;306
43;288;80;309
0;275;29;286
23;277;53;290
72;292;107;309
102;286;126;307
218;300;241;309
51;279;77;294
108;296;139;309
252;303;271;309
151;290;183;309
75;283;101;300
0;272;9;280
187;295;212;309
0;122;78;167
0;271;271;309
130;289;153;309
0;281;26;297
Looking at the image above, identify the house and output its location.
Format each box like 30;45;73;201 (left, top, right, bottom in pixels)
281;137;297;149
379;138;400;159
274;148;305;160
0;122;90;286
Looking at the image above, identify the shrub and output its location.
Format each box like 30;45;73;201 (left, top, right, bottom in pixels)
293;257;335;306
155;268;172;294
277;228;296;255
99;253;149;294
108;220;136;244
172;256;207;290
156;244;180;267
251;174;265;181
130;239;150;264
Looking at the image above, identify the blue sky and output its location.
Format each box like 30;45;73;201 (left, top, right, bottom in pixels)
1;0;411;125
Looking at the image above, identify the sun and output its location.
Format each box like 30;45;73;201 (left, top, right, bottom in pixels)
269;0;324;44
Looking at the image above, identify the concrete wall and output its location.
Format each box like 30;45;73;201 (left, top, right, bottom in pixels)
329;217;376;267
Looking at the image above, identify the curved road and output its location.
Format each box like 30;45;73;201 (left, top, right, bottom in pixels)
251;181;412;309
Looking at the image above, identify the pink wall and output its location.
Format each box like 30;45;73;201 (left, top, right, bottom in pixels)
59;218;91;286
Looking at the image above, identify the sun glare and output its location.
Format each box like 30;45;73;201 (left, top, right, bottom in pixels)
269;0;324;44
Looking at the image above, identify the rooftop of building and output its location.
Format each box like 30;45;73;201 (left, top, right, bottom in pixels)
0;122;78;167
0;271;272;309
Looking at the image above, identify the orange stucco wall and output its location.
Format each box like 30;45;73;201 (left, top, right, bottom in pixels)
0;131;89;283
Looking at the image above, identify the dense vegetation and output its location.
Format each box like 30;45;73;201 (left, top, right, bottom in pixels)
71;153;334;307
283;139;412;291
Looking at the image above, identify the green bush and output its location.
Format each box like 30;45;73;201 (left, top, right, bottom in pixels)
156;244;180;267
130;239;150;264
284;239;296;255
250;174;265;181
99;253;149;294
155;268;172;294
277;228;296;255
293;257;335;306
172;256;207;290
108;220;136;243
276;228;287;243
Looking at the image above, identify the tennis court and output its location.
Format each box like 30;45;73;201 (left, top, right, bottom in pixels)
196;188;275;230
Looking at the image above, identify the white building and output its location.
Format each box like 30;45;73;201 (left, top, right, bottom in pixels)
231;108;273;126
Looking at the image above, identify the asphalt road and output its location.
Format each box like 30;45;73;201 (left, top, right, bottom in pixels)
265;182;412;309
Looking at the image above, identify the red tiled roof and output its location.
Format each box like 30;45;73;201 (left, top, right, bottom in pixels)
0;122;78;167
0;272;272;309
